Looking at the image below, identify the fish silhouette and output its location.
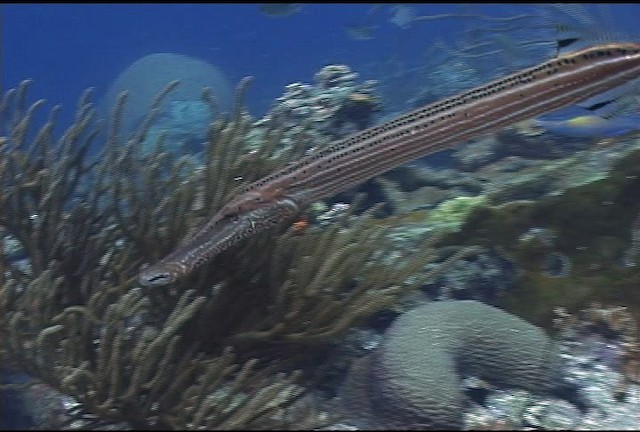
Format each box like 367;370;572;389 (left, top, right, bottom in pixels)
532;114;640;138
259;4;300;17
345;24;376;41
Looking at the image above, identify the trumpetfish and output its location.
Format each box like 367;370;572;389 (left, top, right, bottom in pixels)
139;42;640;286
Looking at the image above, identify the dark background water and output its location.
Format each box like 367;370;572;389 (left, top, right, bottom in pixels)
2;3;640;127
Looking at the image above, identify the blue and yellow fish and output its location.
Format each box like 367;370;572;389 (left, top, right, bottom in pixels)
532;114;640;138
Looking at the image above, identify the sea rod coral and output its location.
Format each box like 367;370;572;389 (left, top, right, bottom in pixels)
0;76;462;428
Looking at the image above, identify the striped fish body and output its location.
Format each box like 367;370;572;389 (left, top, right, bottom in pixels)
139;43;640;286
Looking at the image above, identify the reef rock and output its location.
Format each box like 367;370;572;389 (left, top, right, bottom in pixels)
339;300;561;429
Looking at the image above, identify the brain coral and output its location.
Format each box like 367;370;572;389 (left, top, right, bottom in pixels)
101;53;232;135
340;300;561;430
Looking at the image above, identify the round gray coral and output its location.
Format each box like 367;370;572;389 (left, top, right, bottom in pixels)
102;53;232;136
341;300;560;430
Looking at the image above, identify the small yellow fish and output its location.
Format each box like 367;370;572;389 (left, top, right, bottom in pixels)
532;114;640;138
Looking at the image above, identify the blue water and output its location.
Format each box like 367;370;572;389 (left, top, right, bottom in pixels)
2;5;640;429
2;3;640;126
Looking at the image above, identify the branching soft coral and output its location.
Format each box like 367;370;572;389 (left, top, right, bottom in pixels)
0;78;469;428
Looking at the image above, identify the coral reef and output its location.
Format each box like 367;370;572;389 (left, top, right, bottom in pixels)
101;52;232;137
5;53;638;430
251;64;382;157
0;76;455;429
339;300;560;430
553;303;640;393
464;302;640;430
422;248;518;304
622;209;640;267
443;144;640;327
364;118;640;224
426;195;488;233
141;99;214;156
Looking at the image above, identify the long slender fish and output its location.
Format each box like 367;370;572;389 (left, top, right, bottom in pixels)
139;42;640;286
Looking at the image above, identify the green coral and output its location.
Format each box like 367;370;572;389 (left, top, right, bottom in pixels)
443;145;640;327
427;195;488;232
